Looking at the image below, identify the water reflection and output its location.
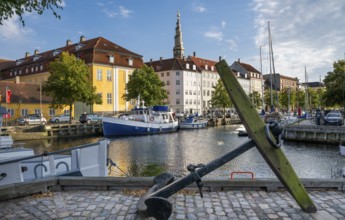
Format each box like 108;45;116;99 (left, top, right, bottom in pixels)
18;125;345;178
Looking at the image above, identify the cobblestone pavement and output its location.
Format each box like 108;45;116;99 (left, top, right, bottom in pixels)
0;189;345;219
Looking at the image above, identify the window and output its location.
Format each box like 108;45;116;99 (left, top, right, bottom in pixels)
193;91;196;95
107;93;112;104
128;58;133;66
167;91;170;95
64;109;70;114
176;71;180;76
107;70;112;81
19;69;22;75
176;99;180;104
189;90;192;95
193;65;196;70
189;100;192;104
207;90;210;96
35;66;38;71
193;100;196;104
21;109;28;116
31;67;34;72
26;68;28;74
7;109;14;117
176;89;180;95
185;99;188;104
186;64;190;69
97;69;102;81
49;108;55;116
109;55;114;63
40;64;43;71
203;90;206;96
176;80;180;85
34;109;41;115
167;80;170;85
185;90;188;95
161;72;164;77
167;72;170;76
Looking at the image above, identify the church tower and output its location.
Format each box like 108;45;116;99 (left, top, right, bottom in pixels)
173;10;185;58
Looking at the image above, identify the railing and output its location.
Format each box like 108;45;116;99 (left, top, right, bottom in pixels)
230;171;254;180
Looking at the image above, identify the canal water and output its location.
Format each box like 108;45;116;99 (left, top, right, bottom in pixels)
18;124;345;179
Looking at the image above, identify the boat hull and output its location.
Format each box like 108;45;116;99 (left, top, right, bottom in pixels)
102;117;179;137
179;121;208;129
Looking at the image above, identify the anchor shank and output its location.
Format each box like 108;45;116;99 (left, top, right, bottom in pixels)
152;140;255;198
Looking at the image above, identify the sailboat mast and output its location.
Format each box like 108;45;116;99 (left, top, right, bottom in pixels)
260;46;264;110
268;22;273;109
268;21;278;110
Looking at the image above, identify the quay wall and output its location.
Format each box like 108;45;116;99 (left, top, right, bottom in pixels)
0;176;344;201
283;124;345;144
4;123;103;141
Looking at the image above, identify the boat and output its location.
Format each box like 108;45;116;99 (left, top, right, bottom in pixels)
339;143;345;156
236;125;248;137
102;105;179;137
0;138;110;186
179;115;208;129
0;135;34;161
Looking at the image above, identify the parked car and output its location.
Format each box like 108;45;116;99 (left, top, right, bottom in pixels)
79;114;102;124
50;114;70;123
21;114;47;125
324;111;344;126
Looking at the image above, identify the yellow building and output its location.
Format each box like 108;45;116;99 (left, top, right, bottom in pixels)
0;36;144;119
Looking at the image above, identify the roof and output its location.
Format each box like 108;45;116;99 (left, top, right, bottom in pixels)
145;57;200;72
0;81;51;104
188;56;217;72
301;82;324;88
0;36;144;79
235;61;261;74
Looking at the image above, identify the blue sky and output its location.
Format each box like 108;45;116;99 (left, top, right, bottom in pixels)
1;0;345;82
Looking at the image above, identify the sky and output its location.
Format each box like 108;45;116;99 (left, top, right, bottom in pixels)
1;0;345;82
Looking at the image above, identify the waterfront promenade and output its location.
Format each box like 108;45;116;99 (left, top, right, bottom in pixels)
1;188;345;219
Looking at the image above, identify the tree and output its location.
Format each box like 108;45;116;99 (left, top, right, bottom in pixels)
42;52;102;123
0;0;63;26
123;65;167;106
210;79;233;117
248;91;261;109
323;60;345;109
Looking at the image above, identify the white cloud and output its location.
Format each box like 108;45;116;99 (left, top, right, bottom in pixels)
119;6;132;18
204;31;223;41
57;0;66;7
253;0;345;81
192;3;206;13
103;8;117;18
221;21;226;29
225;39;238;51
0;16;33;41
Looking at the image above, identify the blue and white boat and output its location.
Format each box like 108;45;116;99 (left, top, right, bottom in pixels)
102;105;178;137
179;115;208;129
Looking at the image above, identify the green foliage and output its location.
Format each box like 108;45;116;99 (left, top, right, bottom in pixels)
248;91;261;109
123;65;167;106
210;79;233;111
0;0;63;26
323;60;345;109
42;52;102;120
127;163;166;177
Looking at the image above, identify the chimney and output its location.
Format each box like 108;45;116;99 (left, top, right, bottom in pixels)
34;49;39;55
238;58;240;63
150;58;152;63
219;56;222;61
66;39;72;46
160;57;163;61
193;51;196;57
15;76;20;84
25;52;30;58
80;35;86;42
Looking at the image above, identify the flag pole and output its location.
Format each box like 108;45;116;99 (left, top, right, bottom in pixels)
5;86;7;125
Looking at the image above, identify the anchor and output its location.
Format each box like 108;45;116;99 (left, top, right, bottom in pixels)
137;60;317;219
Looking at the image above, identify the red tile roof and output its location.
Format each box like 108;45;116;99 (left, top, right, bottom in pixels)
188;56;217;72
0;37;144;79
235;61;261;74
145;57;200;72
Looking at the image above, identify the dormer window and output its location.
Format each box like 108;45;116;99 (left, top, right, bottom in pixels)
193;65;196;70
53;50;61;56
33;55;41;61
211;66;214;71
205;65;208;70
109;55;114;63
186;63;190;69
16;59;24;65
76;43;84;51
128;58;133;66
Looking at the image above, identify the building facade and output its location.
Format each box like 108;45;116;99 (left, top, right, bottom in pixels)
0;36;144;118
